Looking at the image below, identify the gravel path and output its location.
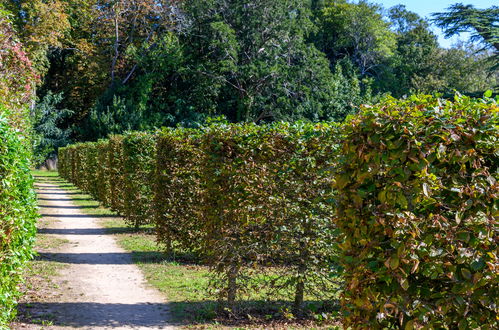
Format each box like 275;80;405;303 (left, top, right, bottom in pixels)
16;180;173;329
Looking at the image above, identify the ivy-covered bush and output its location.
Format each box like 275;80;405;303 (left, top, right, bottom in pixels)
334;95;498;328
154;128;205;253
0;107;37;326
123;132;157;228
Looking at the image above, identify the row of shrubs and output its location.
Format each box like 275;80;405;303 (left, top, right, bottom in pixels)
0;106;38;327
58;95;498;328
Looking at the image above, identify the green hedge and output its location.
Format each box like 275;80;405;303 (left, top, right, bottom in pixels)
123;132;157;228
0;108;37;326
201;122;340;312
334;95;498;328
108;135;125;215
57;95;498;325
96;140;111;206
153;128;205;254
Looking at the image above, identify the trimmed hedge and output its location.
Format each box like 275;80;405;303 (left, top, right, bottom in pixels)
201;122;339;311
123;132;157;228
108;135;125;215
0;108;37;326
153;128;205;254
57;95;498;325
334;95;498;328
96;140;111;206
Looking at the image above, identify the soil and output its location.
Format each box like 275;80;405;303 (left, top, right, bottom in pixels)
12;180;174;330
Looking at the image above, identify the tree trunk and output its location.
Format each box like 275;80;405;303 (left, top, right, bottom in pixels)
227;264;239;310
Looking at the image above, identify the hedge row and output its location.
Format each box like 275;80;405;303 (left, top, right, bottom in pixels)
0;106;37;326
59;122;341;314
58;95;498;327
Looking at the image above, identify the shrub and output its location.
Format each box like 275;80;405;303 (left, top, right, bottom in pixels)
201;122;340;313
122;132;157;228
58;146;69;180
108;135;125;215
82;142;99;199
0;108;37;326
95;140;111;206
154;128;205;253
334;95;499;328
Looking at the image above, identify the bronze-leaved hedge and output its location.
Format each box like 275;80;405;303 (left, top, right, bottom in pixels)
334;94;498;328
57;94;498;326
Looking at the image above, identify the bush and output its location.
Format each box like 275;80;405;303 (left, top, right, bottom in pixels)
201;122;340;313
123;132;157;228
95;140;111;206
58;146;69;180
108;135;125;215
0;108;37;326
82;142;99;199
334;95;498;328
154;128;205;254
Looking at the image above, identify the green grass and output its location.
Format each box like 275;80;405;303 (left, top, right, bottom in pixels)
31;170;341;328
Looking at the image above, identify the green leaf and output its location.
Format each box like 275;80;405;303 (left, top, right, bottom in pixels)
461;268;472;280
390;256;400;270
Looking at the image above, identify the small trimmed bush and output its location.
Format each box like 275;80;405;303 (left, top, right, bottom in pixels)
201;122;340;313
96;140;111;206
108;135;125;215
123;132;157;228
154;128;205;253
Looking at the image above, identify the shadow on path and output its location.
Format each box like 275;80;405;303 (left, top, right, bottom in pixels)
17;302;172;328
36;252;166;265
37;197;94;201
41;213;117;218
37;192;83;195
38;205;97;209
38;227;131;235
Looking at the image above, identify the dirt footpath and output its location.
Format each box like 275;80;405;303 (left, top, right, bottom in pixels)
14;180;173;329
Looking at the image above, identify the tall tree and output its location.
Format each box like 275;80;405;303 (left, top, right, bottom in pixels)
82;0;369;140
314;0;396;76
432;3;499;68
375;5;440;96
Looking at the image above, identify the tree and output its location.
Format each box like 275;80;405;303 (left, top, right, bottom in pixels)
432;3;499;68
32;91;73;164
0;6;37;130
82;0;369;140
375;5;440;96
314;0;396;76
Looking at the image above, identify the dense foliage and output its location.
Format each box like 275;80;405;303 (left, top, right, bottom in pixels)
1;0;495;154
334;95;498;328
0;6;37;327
200;122;340;312
123;132;157;228
154;128;205;254
0;106;37;327
58;94;498;325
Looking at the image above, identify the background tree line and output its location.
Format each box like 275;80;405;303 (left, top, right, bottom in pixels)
0;0;497;163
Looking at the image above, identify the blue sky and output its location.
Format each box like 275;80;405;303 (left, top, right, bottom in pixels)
370;0;497;48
